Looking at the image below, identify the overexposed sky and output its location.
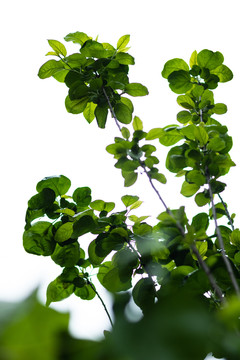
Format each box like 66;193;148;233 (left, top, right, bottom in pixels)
1;0;240;342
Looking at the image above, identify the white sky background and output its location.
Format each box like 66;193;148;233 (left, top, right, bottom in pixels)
1;0;240;349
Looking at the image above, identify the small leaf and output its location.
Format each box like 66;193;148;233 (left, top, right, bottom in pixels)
133;116;143;131
132;278;156;312
83;102;97;123
117;35;130;51
146;128;164;140
197;49;224;70
130;200;143;210
213;103;227;115
97;261;131;292
181;181;200;197
64;32;90;45
51;242;80;267
177;111;192;124
115;52;135;65
211;64;233;82
48;40;67;57
72;187;91;207
122;171;138;187
124;83;149;97
121;195;139;207
168;70;192;94
74;283;96;300
189;50;198;68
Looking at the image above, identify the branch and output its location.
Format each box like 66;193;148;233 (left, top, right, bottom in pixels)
218;193;234;231
87;280;113;327
102;87;122;132
206;168;240;296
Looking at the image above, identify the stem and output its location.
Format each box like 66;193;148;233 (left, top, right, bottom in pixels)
218;193;234;231
87;280;113;327
191;244;224;302
102;87;122;132
206;168;240;296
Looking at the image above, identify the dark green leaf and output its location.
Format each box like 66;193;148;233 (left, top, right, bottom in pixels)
74;283;96;300
65;95;88;114
28;188;56;210
114;102;132;124
95;106;108;128
195;192;210;207
177;111;192;124
97;261;132;292
36;175;71;197
72;215;96;237
23;221;55;256
72;187;91;207
132;278;156;312
168;70;192;94
51;242;80;267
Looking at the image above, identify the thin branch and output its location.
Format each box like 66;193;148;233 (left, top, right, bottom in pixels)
218;193;234;231
102;87;122;132
191;244;224;302
206;168;240;296
87;280;113;327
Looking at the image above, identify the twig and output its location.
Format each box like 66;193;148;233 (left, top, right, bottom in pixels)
87;280;113;327
218;193;234;231
102;87;122;132
206;168;240;296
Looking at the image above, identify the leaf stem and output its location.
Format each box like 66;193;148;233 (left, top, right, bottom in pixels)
205;168;240;296
87;280;113;327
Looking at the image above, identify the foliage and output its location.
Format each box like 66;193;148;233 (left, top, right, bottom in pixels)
2;32;240;359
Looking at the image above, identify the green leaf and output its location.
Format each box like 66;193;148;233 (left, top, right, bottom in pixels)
72;187;91;207
130;200;143;210
132;278;156;312
177;111;192;124
120;97;134;112
90;200;115;212
168;70;192;94
115;52;135;65
64;31;90;45
150;172;167;184
194;125;209;146
124;83;149;97
97;261;131;292
211;64;233;82
117;35;130;51
55;222;73;243
122;171;138;187
64;53;87;68
159;128;184;146
48;39;67;57
114;102;132;124
186;170;206;186
213;103;227;115
194;192;210;207
146;128;164;140
23;221;55;256
230;229;240;249
74;283;96;300
181;181;200;197
192;241;208;260
72;215;96;237
36;175;71;196
83;102;97;123
28;188;56;210
165;145;187;173
88;238;107;265
38;60;65;79
121;127;131;140
121;195;139;207
197;49;224;70
65;95;88;114
46;277;74;306
133;116;143;131
162;58;189;78
95;106;108;128
51;242;80;267
192;213;209;232
177;94;195;109
189;50;198;68
207;137;226;152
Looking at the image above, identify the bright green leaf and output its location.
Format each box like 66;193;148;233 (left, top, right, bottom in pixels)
48;40;67;57
124;83;149;97
162;58;189;78
38;60;65;79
